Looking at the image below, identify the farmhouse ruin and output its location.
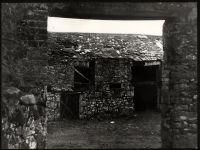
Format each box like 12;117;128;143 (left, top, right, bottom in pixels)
46;33;163;120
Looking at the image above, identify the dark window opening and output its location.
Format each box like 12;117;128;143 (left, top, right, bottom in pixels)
109;83;121;97
74;61;95;91
47;85;52;92
109;83;121;89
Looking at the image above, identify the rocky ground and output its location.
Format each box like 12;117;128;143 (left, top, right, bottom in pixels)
46;110;161;149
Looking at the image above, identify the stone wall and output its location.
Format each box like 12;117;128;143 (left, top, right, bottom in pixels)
79;58;135;118
44;62;74;91
46;92;60;121
43;58;135;120
161;15;197;148
1;3;48;149
1;87;47;149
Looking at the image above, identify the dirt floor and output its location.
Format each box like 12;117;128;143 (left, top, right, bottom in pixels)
46;110;161;149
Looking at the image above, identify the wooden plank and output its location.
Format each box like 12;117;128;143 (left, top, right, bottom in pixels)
144;61;160;66
74;68;91;82
74;82;90;84
157;87;160;110
49;2;189;19
135;81;157;85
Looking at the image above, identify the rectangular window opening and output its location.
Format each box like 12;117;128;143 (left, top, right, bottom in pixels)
109;83;121;89
74;61;95;91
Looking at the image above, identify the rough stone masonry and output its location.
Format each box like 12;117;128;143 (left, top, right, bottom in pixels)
1;87;47;149
45;31;163;120
79;58;135;119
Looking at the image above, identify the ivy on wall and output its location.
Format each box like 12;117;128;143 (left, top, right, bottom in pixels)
2;3;49;90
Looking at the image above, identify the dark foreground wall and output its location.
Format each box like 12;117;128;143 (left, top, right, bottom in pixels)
161;17;197;148
1;87;47;149
2;3;49;149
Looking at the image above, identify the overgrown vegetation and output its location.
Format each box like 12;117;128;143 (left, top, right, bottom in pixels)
2;4;49;148
2;3;49;91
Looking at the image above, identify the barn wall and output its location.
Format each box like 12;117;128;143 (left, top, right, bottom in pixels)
79;58;134;118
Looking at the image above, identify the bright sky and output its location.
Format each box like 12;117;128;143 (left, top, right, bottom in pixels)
47;17;165;36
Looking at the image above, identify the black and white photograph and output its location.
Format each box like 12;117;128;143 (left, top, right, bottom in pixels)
1;1;198;149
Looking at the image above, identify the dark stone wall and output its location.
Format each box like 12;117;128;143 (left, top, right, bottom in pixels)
161;8;197;148
2;3;48;89
2;87;47;149
1;3;49;149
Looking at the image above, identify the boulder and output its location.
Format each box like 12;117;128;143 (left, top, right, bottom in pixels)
2;87;21;108
20;94;36;105
4;87;21;95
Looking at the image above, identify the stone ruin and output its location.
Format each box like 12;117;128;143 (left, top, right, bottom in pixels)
46;32;163;120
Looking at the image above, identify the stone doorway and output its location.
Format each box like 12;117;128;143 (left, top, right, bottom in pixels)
134;84;158;111
132;64;161;111
60;92;80;119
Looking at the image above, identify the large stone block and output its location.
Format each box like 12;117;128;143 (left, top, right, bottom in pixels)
172;134;197;148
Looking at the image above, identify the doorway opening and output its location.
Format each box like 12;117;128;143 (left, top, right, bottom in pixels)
132;63;161;111
60;92;80;119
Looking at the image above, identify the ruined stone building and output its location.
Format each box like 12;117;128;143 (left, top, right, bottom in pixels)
46;33;163;120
